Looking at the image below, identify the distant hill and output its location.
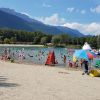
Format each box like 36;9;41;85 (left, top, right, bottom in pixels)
0;10;34;31
56;26;84;37
0;8;85;37
0;8;43;23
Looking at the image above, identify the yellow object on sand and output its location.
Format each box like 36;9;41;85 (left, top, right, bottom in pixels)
89;70;100;77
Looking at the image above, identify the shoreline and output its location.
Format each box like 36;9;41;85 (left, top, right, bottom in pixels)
1;60;82;71
0;44;44;47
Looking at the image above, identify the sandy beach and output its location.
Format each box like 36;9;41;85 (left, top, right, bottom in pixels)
0;61;100;100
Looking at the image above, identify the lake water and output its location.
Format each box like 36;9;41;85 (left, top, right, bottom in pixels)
0;46;99;67
0;46;74;66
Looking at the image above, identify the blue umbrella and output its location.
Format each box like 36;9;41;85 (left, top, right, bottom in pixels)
73;50;89;60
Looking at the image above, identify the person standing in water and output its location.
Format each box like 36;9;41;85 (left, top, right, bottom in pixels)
63;55;66;66
4;48;7;61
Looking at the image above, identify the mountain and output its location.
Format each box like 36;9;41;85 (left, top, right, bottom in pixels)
0;8;84;37
0;8;43;24
0;10;34;31
0;8;64;35
56;26;84;37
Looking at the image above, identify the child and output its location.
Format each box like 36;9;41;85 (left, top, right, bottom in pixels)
63;55;66;66
68;60;73;67
73;60;78;68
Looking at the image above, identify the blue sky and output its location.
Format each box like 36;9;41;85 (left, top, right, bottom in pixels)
0;0;100;35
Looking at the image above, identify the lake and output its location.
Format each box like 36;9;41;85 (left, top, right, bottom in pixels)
0;46;74;66
0;46;99;67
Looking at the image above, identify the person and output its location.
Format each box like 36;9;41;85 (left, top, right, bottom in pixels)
80;59;83;68
68;60;73;67
18;50;25;63
63;55;66;66
82;59;89;75
4;48;7;60
75;60;79;68
73;56;77;67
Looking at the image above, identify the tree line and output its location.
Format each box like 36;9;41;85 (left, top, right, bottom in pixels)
0;28;100;49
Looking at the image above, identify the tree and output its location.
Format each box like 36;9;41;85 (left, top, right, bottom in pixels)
97;35;100;48
4;38;11;44
0;36;3;43
40;36;48;45
10;37;16;44
51;35;61;46
33;37;41;44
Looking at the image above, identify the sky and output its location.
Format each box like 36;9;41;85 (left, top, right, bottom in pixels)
0;0;100;35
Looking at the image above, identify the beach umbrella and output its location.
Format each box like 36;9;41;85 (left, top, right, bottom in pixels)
73;50;96;61
73;50;88;60
87;51;97;59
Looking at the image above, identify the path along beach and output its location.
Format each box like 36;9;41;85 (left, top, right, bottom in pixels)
0;61;100;100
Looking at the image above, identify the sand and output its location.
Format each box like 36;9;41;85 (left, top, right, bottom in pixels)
0;61;100;100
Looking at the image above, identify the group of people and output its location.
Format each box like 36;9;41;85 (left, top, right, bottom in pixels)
63;55;89;75
0;48;49;64
1;47;100;76
0;48;11;61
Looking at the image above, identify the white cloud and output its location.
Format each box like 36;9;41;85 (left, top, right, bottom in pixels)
90;5;100;13
42;3;52;8
66;7;75;13
63;22;100;35
21;12;32;18
35;13;66;26
35;14;100;35
66;7;86;14
81;10;86;14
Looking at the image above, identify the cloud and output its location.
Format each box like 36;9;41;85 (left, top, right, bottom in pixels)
90;5;100;13
35;14;100;35
66;7;86;14
63;22;100;35
42;3;52;8
21;12;32;18
81;10;86;14
66;7;75;13
35;13;66;26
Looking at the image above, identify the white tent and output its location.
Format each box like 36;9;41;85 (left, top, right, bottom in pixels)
82;42;92;50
